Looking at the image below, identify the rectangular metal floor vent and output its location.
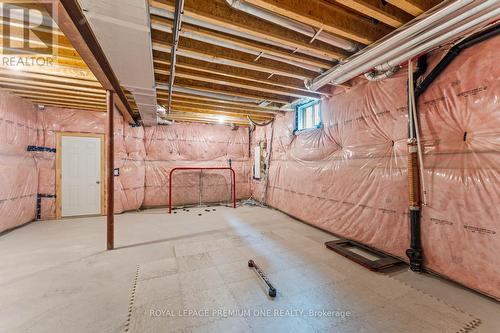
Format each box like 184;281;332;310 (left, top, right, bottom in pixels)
325;239;403;272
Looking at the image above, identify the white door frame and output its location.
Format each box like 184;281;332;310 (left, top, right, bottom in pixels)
55;132;105;219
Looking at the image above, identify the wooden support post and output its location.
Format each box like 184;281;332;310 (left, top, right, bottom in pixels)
106;90;114;250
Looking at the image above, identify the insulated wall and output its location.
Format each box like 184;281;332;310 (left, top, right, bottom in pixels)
0;91;38;231
143;123;251;207
260;76;410;259
0;93;251;232
35;106;143;217
419;37;500;299
255;37;500;299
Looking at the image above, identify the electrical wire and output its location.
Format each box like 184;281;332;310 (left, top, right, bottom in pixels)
408;59;428;206
247;116;274;127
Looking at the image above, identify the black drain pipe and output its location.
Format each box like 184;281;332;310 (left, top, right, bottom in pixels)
406;55;427;272
415;25;500;99
406;24;500;272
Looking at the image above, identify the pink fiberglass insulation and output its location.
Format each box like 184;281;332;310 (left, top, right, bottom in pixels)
36;107;126;216
0;37;497;300
418;36;500;299
0;90;38;231
261;74;410;259
36;106;146;216
36;106;107;218
0;93;251;229
255;37;499;299
116;123;146;213
143;123;251;207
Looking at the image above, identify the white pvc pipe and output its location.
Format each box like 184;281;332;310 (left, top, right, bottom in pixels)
376;7;500;73
333;1;497;84
225;0;358;52
373;0;496;71
307;0;474;90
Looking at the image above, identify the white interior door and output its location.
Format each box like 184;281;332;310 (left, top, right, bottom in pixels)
61;136;102;217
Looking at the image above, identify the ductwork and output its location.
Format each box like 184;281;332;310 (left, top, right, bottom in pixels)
78;0;158;125
306;0;500;90
225;0;358;52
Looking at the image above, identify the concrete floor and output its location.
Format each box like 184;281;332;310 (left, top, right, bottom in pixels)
0;205;499;333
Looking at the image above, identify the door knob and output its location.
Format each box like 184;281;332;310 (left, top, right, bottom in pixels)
96;181;101;184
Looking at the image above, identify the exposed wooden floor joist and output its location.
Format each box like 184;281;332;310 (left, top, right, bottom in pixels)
0;2;138;118
386;0;441;16
1;0;442;125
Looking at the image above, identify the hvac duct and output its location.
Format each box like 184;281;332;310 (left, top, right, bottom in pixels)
224;0;358;52
79;0;158;125
306;0;499;90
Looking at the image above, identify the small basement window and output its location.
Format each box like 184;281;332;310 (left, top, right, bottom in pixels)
296;100;322;132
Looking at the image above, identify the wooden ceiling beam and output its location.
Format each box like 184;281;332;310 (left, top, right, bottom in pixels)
0;42;89;68
153;54;311;93
169;100;275;116
385;0;441;16
0;74;104;93
169;97;277;114
3;88;105;102
0;24;76;51
162;114;250;126
325;0;413;28
152;33;317;80
163;111;251;125
150;0;349;60
15;94;106;107
159;91;291;111
23;99;106;111
242;0;392;44
6;63;97;81
166;104;274;120
155;67;321;99
158;76;292;104
150;15;342;66
0;81;105;98
0;68;101;88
